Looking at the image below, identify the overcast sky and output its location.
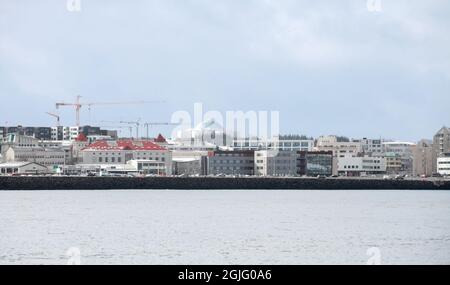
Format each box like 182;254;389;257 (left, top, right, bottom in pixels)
0;0;449;141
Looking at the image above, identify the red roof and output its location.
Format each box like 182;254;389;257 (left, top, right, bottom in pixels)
75;133;88;142
154;133;167;143
82;140;167;151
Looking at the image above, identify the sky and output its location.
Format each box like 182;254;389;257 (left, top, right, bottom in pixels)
0;0;449;141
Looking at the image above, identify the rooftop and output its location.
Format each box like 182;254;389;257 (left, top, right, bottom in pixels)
82;140;167;151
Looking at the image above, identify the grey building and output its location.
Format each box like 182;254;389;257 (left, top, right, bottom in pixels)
0;126;52;140
412;139;434;177
254;150;299;176
208;150;255;176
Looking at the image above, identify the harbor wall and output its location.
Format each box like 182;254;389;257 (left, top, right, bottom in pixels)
1;176;449;190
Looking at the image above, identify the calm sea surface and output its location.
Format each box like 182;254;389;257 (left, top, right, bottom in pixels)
0;190;449;265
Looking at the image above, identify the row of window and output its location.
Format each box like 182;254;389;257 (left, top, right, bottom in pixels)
211;159;253;164
211;166;254;170
91;152;164;156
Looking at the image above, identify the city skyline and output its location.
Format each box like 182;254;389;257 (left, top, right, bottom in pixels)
1;1;449;141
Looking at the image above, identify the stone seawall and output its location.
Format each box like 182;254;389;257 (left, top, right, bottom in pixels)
0;176;449;190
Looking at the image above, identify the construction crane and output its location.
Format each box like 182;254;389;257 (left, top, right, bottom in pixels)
143;122;180;140
55;95;164;127
45;112;60;126
101;119;141;139
98;125;133;138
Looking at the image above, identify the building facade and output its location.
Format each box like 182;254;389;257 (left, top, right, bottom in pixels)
437;153;450;176
412;139;434;177
81;140;172;175
0;162;49;175
254;150;298;176
382;141;415;175
207;150;255;176
432;127;450;174
297;151;333;177
2;146;66;169
233;137;314;152
337;155;386;176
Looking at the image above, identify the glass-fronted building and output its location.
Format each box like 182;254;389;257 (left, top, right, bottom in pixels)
297;151;333;177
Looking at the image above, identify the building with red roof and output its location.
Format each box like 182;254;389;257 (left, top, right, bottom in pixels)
80;140;172;174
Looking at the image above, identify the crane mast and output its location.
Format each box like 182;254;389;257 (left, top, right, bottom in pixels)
55;96;163;127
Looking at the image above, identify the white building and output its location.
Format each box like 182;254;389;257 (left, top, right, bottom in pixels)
0;162;49;175
81;140;172;175
51;126;79;141
315;136;362;157
254;150;298;176
437;154;450;176
233;138;314;152
337;155;386;176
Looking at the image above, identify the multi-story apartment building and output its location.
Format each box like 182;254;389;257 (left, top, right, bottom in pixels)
432;126;450;174
207;150;255;176
254;150;298;176
0;126;52;140
50;125;108;141
412;139;434;177
297;151;333;177
80;140;172;175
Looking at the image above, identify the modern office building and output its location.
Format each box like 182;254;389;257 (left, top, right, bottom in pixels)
233;137;314;152
172;157;202;176
337;155;386;176
297;151;333;177
254;150;298;176
207;150;255;176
